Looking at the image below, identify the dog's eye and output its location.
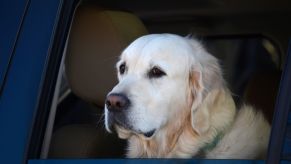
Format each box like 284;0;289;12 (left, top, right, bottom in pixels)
148;66;166;78
119;63;126;75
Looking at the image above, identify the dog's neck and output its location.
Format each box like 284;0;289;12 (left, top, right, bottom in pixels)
126;88;236;158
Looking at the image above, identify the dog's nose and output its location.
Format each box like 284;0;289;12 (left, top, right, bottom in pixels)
105;93;130;112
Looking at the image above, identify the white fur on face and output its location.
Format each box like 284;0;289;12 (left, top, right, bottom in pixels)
105;34;212;136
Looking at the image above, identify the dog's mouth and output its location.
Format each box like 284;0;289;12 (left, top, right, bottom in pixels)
106;111;157;138
112;120;156;138
142;129;156;138
115;121;156;138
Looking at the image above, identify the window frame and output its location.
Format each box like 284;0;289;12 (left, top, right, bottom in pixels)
267;40;291;163
27;0;80;160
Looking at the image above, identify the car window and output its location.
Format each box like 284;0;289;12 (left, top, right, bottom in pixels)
28;0;291;163
0;0;28;94
48;3;281;159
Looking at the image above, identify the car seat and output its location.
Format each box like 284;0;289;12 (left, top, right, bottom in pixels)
48;4;148;158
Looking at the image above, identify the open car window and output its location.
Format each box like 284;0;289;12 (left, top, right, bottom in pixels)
27;0;291;163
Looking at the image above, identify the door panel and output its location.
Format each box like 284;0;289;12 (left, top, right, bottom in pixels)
0;0;28;92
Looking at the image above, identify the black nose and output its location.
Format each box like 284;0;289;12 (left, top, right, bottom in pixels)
105;93;130;112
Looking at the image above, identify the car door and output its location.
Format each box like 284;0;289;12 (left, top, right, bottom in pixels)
0;0;28;93
0;0;70;163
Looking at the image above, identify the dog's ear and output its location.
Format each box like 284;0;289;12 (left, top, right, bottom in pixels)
188;53;224;135
189;69;210;135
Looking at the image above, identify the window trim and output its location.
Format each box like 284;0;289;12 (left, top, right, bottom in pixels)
27;0;80;159
267;39;291;163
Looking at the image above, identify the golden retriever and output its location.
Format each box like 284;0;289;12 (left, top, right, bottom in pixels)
104;34;270;159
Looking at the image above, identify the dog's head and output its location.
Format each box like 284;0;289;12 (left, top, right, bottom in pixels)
104;34;224;139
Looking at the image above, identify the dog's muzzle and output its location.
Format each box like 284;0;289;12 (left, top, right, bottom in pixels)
105;93;132;131
105;93;156;138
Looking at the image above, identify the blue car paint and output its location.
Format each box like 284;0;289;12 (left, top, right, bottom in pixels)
0;0;28;91
267;39;291;163
0;0;62;163
280;41;291;160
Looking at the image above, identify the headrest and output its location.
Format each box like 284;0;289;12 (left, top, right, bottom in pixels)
65;5;148;105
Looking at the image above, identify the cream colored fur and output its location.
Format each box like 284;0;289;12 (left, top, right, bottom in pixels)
104;34;270;159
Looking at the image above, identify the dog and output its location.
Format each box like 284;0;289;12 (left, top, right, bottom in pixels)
104;34;270;159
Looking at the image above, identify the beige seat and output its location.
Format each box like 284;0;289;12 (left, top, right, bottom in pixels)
48;4;147;158
65;4;148;105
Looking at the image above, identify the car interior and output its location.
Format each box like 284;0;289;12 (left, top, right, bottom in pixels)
44;0;291;159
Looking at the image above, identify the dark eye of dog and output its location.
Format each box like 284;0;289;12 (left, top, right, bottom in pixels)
148;66;166;78
119;63;126;75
